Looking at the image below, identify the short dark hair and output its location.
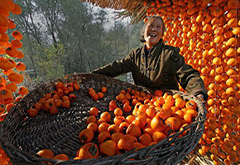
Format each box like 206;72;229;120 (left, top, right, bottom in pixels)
140;16;165;43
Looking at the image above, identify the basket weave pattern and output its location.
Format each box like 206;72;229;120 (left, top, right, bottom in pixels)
0;73;206;164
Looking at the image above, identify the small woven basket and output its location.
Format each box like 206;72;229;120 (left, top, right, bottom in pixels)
0;73;206;165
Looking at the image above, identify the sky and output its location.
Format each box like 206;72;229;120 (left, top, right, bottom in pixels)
88;3;131;30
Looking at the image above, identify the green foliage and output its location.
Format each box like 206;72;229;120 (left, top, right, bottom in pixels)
35;44;65;81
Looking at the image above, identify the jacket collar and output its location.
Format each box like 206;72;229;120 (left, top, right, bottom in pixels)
141;39;164;57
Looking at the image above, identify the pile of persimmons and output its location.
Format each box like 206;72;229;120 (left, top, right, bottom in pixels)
76;87;199;159
149;0;239;164
35;85;199;162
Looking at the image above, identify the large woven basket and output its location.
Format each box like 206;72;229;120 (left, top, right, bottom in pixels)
0;73;206;165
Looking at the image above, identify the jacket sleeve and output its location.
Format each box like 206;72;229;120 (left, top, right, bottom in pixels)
173;48;208;100
91;50;134;77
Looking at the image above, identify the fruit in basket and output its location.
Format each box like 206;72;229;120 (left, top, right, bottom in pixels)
27;108;38;117
78;143;99;159
100;112;111;123
111;132;124;144
152;131;167;142
86;115;97;124
165;117;182;131
53;154;69;161
151;115;166;132
126;123;141;137
139;133;152;146
79;129;94;143
100;140;116;156
109;100;117;111
101;86;107;93
97;92;104;99
62;100;70;108
36;149;54;159
107;124;120;134
117;135;134;151
89;107;99;116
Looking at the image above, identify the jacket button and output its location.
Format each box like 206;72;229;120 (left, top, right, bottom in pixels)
162;73;169;82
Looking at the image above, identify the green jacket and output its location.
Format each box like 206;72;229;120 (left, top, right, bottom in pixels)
92;40;208;100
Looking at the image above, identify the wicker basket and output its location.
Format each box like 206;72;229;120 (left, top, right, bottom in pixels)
0;73;206;165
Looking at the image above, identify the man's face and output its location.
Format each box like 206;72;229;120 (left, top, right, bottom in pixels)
144;18;164;49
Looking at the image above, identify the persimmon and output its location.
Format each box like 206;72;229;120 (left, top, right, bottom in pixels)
125;115;135;124
79;129;94;143
78;143;99;159
36;149;54;159
174;110;184;119
111;132;124;144
139;133;152;146
123;103;132;112
100;112;111;123
157;109;171;120
116;93;125;101
54;99;62;107
133;142;145;150
69;93;76;102
53;154;69;161
98;92;104;99
133;115;147;129
107;124;120;134
86;115;97;124
100;140;116;156
151;115;166;132
122;98;130;105
98;131;111;144
49;106;59;115
185;109;198;117
184;112;197;124
88;88;95;96
114;107;123;116
117;135;134;151
18;86;28;95
165;117;182;131
119;122;129;134
27;108;38;117
143;127;154;136
152;132;167;142
72;82;80;90
15;62;26;71
89;107;98;116
55;82;65;89
175;98;186;108
62;100;70;108
98;122;110;132
185;100;197;110
42;98;54;111
113;116;125;126
0;89;12;100
109;100;117;111
132;98;139;106
126;123;141;137
101;86;107;93
8;72;23;84
91;93;99;101
45;93;52;100
87;122;98;132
